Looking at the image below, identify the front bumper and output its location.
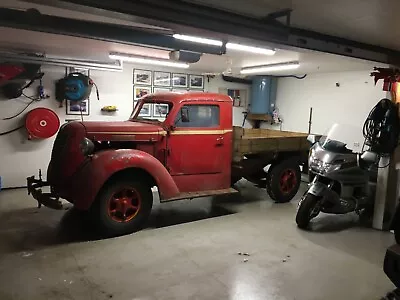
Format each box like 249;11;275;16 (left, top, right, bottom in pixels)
27;175;63;210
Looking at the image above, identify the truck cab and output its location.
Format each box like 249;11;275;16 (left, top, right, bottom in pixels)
28;92;236;236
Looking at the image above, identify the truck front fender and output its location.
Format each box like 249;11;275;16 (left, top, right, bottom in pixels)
68;149;179;210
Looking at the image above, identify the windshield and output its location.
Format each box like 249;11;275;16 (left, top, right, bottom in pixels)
319;123;364;153
130;99;172;122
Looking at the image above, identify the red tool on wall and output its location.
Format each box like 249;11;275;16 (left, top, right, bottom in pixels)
25;108;60;140
370;67;400;101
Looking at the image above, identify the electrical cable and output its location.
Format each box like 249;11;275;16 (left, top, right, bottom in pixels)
0;125;24;136
275;74;307;79
92;81;100;101
2;93;40;120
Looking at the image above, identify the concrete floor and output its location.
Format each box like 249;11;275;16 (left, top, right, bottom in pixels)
0;180;396;300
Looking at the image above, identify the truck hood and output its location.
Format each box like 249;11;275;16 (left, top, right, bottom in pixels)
82;121;166;140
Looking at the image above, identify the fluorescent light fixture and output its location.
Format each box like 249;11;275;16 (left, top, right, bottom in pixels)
226;42;275;55
240;61;300;74
173;34;223;46
0;52;123;72
172;33;275;55
109;52;189;68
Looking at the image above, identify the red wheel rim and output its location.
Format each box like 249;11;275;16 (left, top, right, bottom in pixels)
279;169;297;195
107;188;142;223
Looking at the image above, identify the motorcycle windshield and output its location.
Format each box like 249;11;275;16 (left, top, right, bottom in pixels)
319;123;364;153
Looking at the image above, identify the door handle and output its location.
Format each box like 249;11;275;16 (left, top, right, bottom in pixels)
216;136;224;145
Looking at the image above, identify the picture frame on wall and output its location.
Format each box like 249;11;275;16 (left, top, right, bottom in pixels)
153;71;171;87
172;73;188;88
153;103;169;117
153;87;171;94
189;75;204;89
134;86;151;100
66;100;90;115
133;69;152;85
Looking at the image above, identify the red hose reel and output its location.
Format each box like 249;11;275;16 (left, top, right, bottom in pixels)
25;108;60;139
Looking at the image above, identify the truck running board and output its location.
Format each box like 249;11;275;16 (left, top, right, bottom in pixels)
162;188;238;202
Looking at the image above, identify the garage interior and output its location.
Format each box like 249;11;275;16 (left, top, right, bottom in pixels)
0;0;400;299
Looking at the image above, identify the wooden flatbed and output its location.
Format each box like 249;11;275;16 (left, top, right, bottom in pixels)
231;126;311;203
232;126;309;162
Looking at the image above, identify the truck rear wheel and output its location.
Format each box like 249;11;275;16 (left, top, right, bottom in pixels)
266;172;276;201
267;159;301;203
91;177;153;237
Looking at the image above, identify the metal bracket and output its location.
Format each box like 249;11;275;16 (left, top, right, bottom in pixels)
265;8;292;27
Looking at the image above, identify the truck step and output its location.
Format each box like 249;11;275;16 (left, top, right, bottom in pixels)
162;188;238;202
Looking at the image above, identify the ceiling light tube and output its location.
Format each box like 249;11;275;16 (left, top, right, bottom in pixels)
109;52;189;68
240;61;300;74
226;42;275;55
173;34;223;46
0;52;124;72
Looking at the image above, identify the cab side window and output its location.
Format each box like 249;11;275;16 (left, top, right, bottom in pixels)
175;105;220;128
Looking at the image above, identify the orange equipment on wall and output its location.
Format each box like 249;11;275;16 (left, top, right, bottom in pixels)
25;108;60;140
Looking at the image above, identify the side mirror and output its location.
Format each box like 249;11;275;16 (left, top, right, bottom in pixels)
307;134;317;144
181;107;190;123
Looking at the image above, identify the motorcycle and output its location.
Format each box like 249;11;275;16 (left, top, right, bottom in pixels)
296;123;378;229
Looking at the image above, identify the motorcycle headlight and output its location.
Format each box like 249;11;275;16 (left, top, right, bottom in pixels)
309;156;341;174
80;138;95;156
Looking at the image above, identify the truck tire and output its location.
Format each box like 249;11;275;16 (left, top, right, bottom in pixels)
296;193;320;229
267;159;301;203
90;177;153;237
265;172;276;201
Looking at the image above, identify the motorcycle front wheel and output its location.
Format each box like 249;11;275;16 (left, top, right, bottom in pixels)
296;193;320;229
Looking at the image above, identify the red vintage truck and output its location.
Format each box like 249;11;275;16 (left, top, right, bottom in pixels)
28;92;309;236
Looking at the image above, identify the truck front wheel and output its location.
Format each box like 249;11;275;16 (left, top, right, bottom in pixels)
267;159;301;203
91;177;153;237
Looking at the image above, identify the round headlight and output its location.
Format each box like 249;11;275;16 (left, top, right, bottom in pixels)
80;138;94;156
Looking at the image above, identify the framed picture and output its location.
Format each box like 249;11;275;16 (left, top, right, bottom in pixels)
189;75;204;89
66;99;89;115
153;103;169;117
134;69;152;85
153;87;171;94
153;71;171;87
134;86;151;100
172;73;188;88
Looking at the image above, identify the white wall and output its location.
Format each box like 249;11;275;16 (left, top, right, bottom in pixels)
0;64;249;188
274;71;387;134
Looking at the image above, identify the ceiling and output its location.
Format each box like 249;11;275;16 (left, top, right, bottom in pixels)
0;27;382;76
0;0;389;76
185;0;400;51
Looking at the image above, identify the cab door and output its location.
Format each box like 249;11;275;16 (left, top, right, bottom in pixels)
167;104;225;177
